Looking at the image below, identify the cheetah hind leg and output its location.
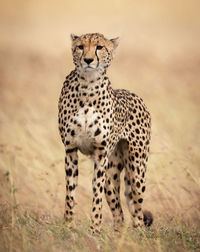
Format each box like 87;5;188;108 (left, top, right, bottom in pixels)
105;148;124;231
124;147;153;228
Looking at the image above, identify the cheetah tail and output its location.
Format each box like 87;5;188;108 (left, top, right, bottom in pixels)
143;210;153;227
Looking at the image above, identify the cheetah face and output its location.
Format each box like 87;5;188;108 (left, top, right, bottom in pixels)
71;33;119;79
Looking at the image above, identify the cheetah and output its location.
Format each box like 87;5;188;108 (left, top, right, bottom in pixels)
58;33;153;233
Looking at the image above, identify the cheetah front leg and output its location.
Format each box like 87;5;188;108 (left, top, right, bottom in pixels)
64;148;78;222
91;152;108;233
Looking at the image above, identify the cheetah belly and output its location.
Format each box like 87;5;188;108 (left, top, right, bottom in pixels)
72;107;103;155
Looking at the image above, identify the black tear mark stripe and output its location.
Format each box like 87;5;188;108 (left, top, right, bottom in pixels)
95;49;100;67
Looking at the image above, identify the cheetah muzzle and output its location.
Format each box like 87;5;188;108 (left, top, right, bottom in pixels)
58;33;153;233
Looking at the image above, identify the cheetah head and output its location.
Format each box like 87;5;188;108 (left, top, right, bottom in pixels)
71;33;119;81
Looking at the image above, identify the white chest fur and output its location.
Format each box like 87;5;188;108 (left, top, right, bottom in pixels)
69;106;106;155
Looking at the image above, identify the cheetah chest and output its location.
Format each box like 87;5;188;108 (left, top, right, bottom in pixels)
71;106;106;155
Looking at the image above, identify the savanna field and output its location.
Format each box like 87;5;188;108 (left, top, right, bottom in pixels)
0;1;200;251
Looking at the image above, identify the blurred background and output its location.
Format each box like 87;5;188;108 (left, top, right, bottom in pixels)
0;0;200;225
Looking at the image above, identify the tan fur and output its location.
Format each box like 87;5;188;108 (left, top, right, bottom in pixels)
58;33;152;233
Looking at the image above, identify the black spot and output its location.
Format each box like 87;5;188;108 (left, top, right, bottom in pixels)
117;163;123;171
66;169;72;176
113;174;118;180
73;160;78;165
136;181;140;188
131;164;135;171
142;186;146;192
74;169;78;177
136;128;140;134
75;85;79;92
94;128;101;136
107;191;112;196
79;101;84;107
71;130;75;136
95;214;98;219
66;148;77;154
97;170;102;178
138;198;143;203
67;202;72;209
101;140;106;146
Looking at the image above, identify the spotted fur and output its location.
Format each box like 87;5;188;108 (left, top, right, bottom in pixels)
58;33;152;233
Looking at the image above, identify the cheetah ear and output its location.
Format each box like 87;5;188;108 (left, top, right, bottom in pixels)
110;37;120;49
71;34;80;41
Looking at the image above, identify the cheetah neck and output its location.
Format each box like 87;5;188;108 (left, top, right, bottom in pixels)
76;67;106;83
76;69;106;88
74;69;112;102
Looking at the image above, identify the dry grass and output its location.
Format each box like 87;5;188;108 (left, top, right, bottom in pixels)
0;0;200;251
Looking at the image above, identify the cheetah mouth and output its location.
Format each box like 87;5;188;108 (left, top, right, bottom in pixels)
82;62;99;71
84;65;97;71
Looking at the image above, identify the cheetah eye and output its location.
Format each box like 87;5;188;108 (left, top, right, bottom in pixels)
78;45;84;50
96;45;104;50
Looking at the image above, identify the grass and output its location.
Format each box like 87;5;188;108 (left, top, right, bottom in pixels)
0;168;199;252
0;203;199;252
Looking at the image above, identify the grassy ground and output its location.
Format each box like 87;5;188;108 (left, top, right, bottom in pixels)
0;203;199;252
0;1;200;251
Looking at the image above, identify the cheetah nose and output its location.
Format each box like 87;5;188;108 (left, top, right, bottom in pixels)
84;58;94;65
